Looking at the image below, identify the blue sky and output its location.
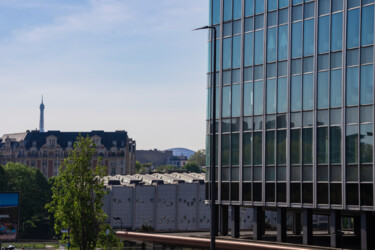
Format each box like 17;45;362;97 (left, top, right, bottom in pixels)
0;0;209;151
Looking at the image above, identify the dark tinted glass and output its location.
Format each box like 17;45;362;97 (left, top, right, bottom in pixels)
360;184;373;206
317;184;329;204
361;47;373;64
266;183;275;202
291;183;301;203
347;49;359;66
221;182;230;200
231;183;239;201
331;52;342;68
243;183;252;201
253;183;262;201
302;183;313;203
346;184;359;205
330;184;342;205
277;114;287;128
318;54;329;70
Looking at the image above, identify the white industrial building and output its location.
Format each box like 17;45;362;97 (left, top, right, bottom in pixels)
102;173;326;232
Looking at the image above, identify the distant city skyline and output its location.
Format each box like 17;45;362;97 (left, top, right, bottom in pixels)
0;0;209;151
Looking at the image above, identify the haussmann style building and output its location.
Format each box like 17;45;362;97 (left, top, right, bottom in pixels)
205;0;375;249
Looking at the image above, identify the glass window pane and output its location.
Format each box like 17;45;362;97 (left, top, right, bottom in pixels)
222;86;231;117
360;106;373;123
278;25;288;60
255;14;264;29
212;0;221;25
278;77;287;112
362;5;374;46
360;184;373;206
233;0;242;20
244;83;253;116
348;0;360;9
279;0;288;8
223;38;232;69
303;166;313;181
232;84;241;117
224;0;232;21
267;63;276;78
254;65;263;80
222;134;230;165
291;75;302;111
291;129;301;164
331;109;342;124
360;124;373;164
245;0;254;17
243;133;252;165
244;33;254;66
255;30;264;65
254;132;262;165
254;116;263;130
245;17;254;32
303;57;314;73
232;69;240;83
303;128;313;164
318;0;330;15
347;49;359;66
303;184;313;203
331;52;342;69
346;67;359;106
277;130;286;164
254;81;263;115
222;119;231;133
244;67;253;82
292;22;303;58
255;0;264;14
278;61;287;76
332;0;343;12
292;59;302;75
266;131;275;165
232;36;241;68
361;166;373;182
331;166;342;182
317;110;329;126
318;54;329;70
223;22;232;37
267;115;275;129
318;127;328;164
347;9;360;49
277;167;286;181
331;13;343;51
279;9;288;24
331;69;342;108
361;47;373;65
346;107;359;123
292;5;303;21
232;134;240;165
318;16;330;54
318;71;329;109
304;20;314;56
268;11;277;27
232;118;240;131
223;70;231;85
330;126;342;164
268;0;278;11
360;65;373;105
303;111;313;127
304;2;314;19
291;112;302;128
303;74;314;110
267;79;276;114
346;125;358;164
233;20;241;35
267;28;277;63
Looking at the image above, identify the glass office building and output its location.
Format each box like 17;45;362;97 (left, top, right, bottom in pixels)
205;0;375;248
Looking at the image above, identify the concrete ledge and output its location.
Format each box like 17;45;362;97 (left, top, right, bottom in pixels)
116;231;308;250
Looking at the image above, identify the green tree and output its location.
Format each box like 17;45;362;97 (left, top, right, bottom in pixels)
46;136;107;250
1;162;51;238
135;161;143;174
188;149;206;168
183;162;201;173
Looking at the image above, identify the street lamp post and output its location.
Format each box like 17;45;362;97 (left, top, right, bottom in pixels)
113;216;123;230
193;25;217;250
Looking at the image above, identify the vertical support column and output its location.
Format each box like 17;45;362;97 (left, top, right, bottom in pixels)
219;205;228;236
277;208;287;242
252;207;264;240
292;212;301;235
231;206;240;238
214;204;219;236
361;212;373;250
330;210;342;248
302;209;313;245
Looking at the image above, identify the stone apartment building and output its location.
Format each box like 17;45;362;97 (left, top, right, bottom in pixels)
0;130;136;178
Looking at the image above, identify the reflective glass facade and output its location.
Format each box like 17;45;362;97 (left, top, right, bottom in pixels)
207;0;375;210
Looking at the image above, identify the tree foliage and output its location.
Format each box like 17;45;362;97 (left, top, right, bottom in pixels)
188;149;206;168
46;136;107;250
0;162;51;238
182;162;201;173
